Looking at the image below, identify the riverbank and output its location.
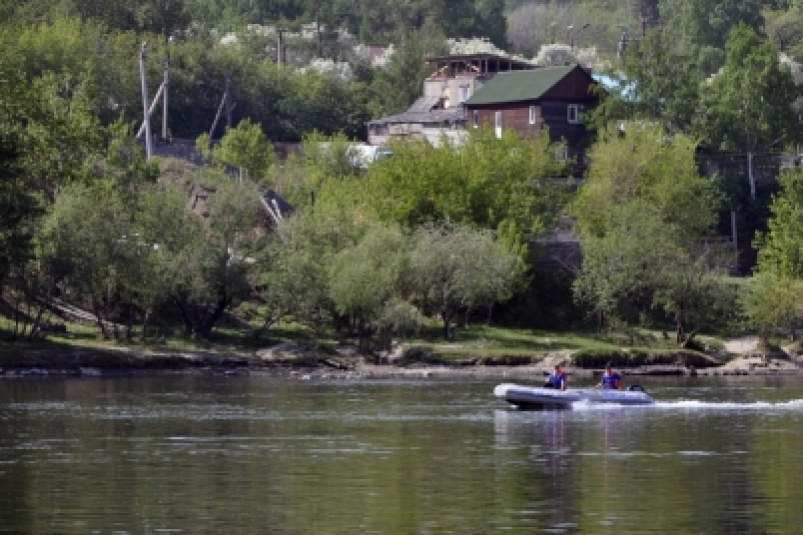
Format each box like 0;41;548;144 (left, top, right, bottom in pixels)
0;339;800;380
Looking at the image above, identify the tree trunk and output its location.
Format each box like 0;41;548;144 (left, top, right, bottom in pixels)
681;327;701;349
93;301;109;339
26;305;45;341
141;309;151;342
441;311;452;340
174;297;195;336
675;302;685;344
198;297;230;338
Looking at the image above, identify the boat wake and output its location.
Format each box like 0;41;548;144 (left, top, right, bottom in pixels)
572;399;803;410
654;399;803;410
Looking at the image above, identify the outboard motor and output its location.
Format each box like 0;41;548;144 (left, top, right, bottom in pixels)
627;384;647;393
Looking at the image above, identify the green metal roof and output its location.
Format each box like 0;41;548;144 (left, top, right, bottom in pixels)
464;66;576;106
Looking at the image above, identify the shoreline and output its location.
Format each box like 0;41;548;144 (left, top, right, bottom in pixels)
0;345;801;380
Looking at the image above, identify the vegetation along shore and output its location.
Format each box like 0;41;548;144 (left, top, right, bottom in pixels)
4;1;803;372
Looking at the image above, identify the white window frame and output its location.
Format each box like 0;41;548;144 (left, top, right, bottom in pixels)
567;104;581;124
459;85;471;103
494;111;503;138
529;105;537;125
472;110;479;128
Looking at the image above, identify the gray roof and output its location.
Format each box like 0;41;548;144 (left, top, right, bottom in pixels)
407;96;440;113
367;101;465;126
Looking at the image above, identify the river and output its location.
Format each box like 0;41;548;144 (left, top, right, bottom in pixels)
1;375;802;534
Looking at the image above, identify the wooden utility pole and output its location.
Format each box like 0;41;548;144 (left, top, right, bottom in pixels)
316;14;323;58
209;72;233;139
163;36;173;141
277;28;286;65
224;71;233;130
139;42;153;160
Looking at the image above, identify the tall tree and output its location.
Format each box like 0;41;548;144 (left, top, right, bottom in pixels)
371;27;448;116
660;0;764;73
594;28;701;135
694;24;802;154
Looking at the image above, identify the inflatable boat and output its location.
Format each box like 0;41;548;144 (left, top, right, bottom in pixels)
494;383;655;409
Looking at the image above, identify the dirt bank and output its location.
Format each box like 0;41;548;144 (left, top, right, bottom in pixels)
0;343;801;380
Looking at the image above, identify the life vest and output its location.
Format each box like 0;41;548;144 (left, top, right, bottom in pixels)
601;371;622;389
548;370;567;388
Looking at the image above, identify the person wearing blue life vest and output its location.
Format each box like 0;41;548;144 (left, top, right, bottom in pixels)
543;364;568;390
596;363;622;390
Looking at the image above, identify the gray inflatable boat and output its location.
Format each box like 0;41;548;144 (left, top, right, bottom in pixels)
494;383;655;409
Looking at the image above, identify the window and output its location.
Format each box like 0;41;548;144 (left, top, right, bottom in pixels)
567;104;581;124
494;111;502;138
459;86;471;103
472;110;479;128
529;105;537;125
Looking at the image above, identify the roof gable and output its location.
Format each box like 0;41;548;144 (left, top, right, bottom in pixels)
464;65;592;106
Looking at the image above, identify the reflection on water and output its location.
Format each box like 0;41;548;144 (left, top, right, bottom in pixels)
1;377;803;533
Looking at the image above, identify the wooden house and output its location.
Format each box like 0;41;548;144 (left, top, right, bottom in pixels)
367;53;537;146
463;65;599;158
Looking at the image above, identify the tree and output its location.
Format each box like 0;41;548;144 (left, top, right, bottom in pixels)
740;273;803;342
695;24;802;155
176;176;262;338
594;29;701;135
744;169;803;339
198;119;276;183
42;183;133;338
252;208;363;332
371;28;448;116
328;223;412;343
572;124;717;242
407;223;522;339
660;0;764;73
363;127;566;261
754;169;803;279
572;124;726;342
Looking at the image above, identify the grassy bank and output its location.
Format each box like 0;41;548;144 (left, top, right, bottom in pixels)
0;316;724;370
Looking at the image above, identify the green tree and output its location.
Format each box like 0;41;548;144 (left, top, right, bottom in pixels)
371;28;448;116
572;124;717;241
363;127;566;261
572;124;726;342
407;223;522;339
755;169;803;278
328;223;413;343
740;273;803;342
199;119;276;182
0;131;40;292
660;0;764;73
695;24;802;154
595;29;701;135
42;182;132;338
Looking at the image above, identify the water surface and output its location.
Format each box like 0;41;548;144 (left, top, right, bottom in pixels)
1;376;802;534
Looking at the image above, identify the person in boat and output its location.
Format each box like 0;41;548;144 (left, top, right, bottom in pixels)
596;363;622;390
543;364;568;390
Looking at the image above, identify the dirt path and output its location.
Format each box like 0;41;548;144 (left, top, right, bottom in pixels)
723;336;759;355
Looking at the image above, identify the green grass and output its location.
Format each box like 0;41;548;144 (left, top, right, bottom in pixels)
0;313;721;369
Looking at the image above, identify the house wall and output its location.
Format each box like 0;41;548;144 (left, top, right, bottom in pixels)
424;74;492;108
368;123;467;147
469;104;543;136
468;100;593;157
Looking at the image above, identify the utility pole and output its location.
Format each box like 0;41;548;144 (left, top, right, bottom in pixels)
162;36;173;142
316;14;323;58
277;28;285;65
224;71;233;130
139;42;153;160
617;30;629;66
209;72;233;139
